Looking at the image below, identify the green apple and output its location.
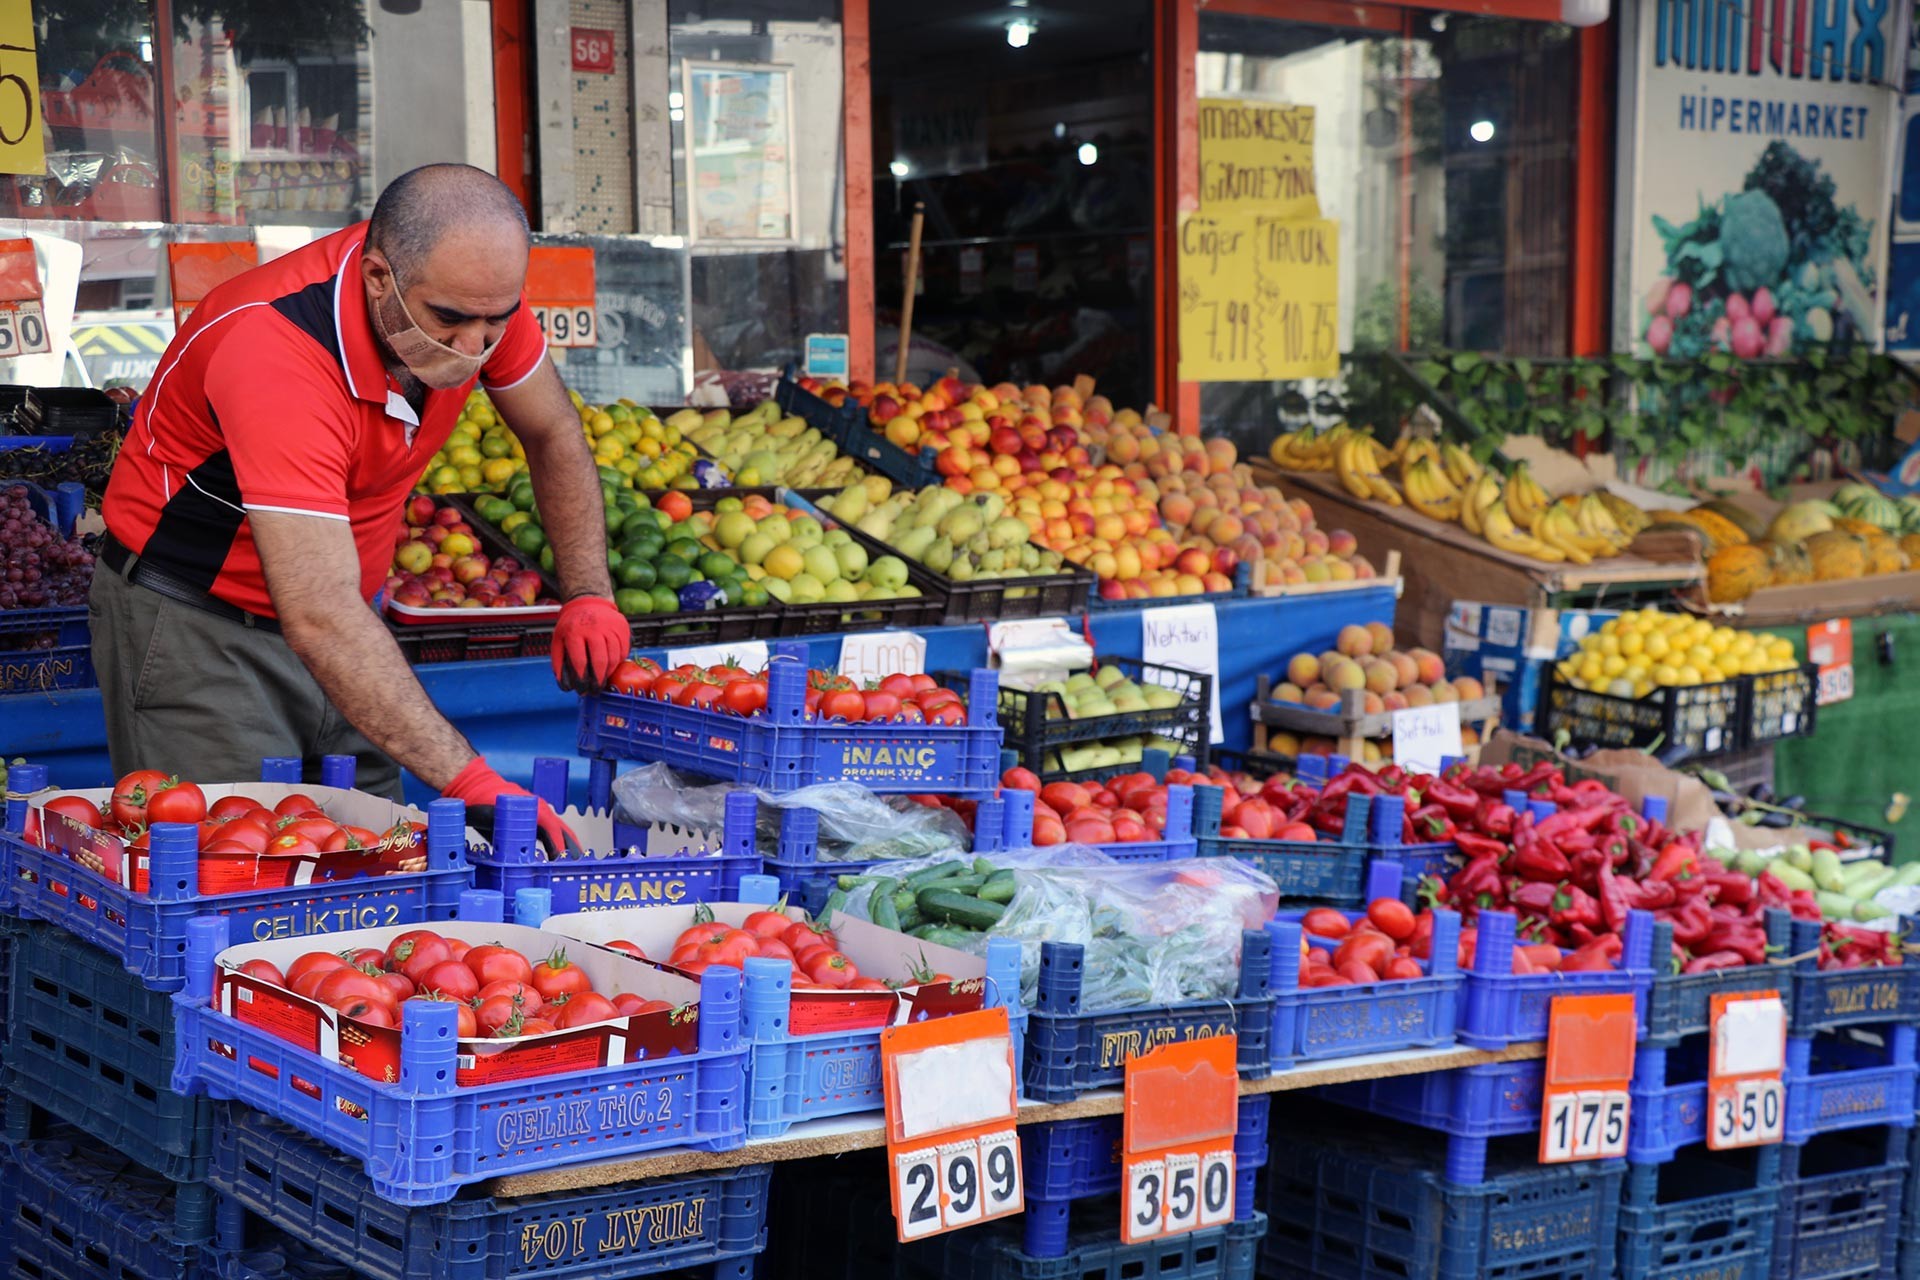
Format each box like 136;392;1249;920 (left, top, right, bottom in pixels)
868;555;910;590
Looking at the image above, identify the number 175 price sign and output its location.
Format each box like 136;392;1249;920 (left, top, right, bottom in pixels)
1539;993;1637;1163
881;1006;1024;1242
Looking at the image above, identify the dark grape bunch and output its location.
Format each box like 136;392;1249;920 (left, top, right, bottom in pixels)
0;483;94;615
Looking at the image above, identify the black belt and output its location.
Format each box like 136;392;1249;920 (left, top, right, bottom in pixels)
101;533;282;634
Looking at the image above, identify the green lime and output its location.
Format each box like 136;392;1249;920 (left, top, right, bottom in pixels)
615;587;654;616
655;557;692;590
617;557;657;590
512;524;547;556
698;551;737;581
741;584;770;606
539;545;555;572
663;538;704;563
597;465;625;487
476;496;514;523
509;481;536;511
606;547;623;571
649;585;680;614
621;511;660;542
628;490;652;511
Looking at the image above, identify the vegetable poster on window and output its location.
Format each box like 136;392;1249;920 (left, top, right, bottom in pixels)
1614;0;1907;358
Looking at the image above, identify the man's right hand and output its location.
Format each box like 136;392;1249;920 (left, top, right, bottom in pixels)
440;756;580;856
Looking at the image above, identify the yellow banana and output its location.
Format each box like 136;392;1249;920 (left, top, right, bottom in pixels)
1460;476;1491;535
1441;441;1483;488
1576;494;1630;555
1534;506;1594;565
1504;461;1546;529
1405;459;1463;522
1335;436;1376;500
1371;438;1397;470
1597;490;1650;538
1402;438;1442;472
1482;503;1567;563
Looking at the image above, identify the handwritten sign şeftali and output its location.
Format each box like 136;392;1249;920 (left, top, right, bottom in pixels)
1140;603;1223;746
1391;702;1463;774
1177;213;1338;382
1197;100;1318;220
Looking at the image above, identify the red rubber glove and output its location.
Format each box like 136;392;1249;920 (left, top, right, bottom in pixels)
441;757;580;856
552;595;632;692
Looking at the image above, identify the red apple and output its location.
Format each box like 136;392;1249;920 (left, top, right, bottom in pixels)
433;506;464;528
406;495;436;526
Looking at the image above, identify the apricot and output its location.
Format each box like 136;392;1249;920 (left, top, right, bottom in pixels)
1336;624;1374;658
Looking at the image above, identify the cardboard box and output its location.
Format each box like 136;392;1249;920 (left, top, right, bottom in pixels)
1444;604;1619;732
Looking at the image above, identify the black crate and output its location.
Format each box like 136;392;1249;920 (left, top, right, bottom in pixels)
19;387;121;437
1744;663;1817;748
1537;668;1742;759
389;621;556;664
943;656;1211;779
934;559;1097;624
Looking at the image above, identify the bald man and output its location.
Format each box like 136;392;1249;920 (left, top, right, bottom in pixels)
92;165;625;844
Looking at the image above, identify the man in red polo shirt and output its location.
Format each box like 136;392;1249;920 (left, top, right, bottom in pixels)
93;164;627;845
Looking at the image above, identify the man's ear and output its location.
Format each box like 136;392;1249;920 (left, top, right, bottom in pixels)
361;250;396;301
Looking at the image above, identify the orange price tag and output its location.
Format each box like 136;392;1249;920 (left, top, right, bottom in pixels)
881;1006;1023;1242
1707;990;1786;1149
527;245;598;348
0;237;48;357
168;241;259;327
1809;618;1854;706
1538;993;1635;1163
1121;1035;1239;1242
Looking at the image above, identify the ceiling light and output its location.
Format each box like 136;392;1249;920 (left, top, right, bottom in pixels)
1006;19;1032;48
1077;142;1098;166
1469;119;1495;142
889;160;910;178
668;91;684;110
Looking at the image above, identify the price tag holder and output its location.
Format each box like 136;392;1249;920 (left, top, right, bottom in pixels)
1539;993;1635;1164
1809;619;1854;706
528;245;598;348
1391;702;1463;774
1707;990;1786;1149
882;1006;1023;1242
0;238;49;357
1121;1035;1239;1242
168;240;259;327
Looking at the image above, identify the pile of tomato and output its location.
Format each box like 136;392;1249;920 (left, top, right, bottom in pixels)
611;906;914;991
42;769;423;858
606;659;969;725
1295;899;1435;988
246;929;672;1038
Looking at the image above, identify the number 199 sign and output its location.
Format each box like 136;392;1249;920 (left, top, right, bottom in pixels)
881;1007;1024;1242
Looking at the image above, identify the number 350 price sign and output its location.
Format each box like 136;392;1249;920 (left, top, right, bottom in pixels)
881;1006;1023;1242
1122;1035;1240;1242
1708;990;1786;1150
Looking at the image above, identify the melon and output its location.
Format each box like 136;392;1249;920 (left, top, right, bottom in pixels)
1766;501;1835;545
1833;516;1884;539
1806;530;1869;581
1678;507;1750;549
1840;490;1903;532
1866;534;1909;576
1697;499;1766;541
1897;495;1920;533
1706;544;1772;603
1761;539;1814;586
1902;532;1920;563
1832;482;1882;510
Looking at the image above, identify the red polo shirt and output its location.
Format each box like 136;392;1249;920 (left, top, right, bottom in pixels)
101;222;547;619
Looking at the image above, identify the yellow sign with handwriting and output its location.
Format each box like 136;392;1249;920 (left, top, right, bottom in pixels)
1197;99;1317;219
1177;212;1338;382
0;2;43;177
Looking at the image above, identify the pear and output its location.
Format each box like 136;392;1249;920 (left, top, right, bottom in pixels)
948;554;977;582
937;506;985;543
1094;665;1129;691
831;483;870;524
895;527;938;560
921;535;954;573
855;510;895;541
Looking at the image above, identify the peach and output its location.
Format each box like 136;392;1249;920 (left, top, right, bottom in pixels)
1403;685;1435;708
1210;515;1243;543
1382;692;1410;712
1353;556;1378;580
1328;529;1359;558
1305;689;1342;711
1336;624;1374;658
1326;659;1367;693
1453;675;1485;702
1089;551;1118;580
1365;622;1395;656
1429;680;1459;704
1274;682;1306;704
1114;544;1142;580
1410;648;1446;685
1303;529;1331;556
1201;571;1233;592
1361;692;1385;715
1361;742;1384;767
1387;651;1419;689
1329;560;1356;582
1286;653;1320;687
1363;658;1398;696
1174;573;1206;595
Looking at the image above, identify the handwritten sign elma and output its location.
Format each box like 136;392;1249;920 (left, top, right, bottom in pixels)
1178;213;1338;382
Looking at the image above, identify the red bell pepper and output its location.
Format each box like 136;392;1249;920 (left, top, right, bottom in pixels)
1669;897;1714;948
1682;950;1749;974
1649;843;1700;882
1474;799;1517;838
1559;933;1622;971
1513;843;1574;883
1596;863;1632;933
1454;831;1510;861
1426;777;1482;823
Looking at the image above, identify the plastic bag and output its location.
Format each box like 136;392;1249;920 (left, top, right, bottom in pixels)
610;763;972;863
830;846;1278;1013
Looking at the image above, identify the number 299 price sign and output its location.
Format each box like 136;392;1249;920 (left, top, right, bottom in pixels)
881;1007;1023;1242
1122;1036;1240;1242
1539;993;1636;1163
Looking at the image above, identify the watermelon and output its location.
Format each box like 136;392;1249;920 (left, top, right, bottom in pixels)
1839;490;1903;532
1900;495;1920;534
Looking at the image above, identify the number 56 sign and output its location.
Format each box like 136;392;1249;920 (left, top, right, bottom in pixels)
882;1006;1024;1242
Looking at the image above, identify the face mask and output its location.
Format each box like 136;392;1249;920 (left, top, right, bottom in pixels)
369;279;493;390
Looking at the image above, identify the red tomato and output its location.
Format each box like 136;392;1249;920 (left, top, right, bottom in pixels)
109;769;172;830
610;992;649;1016
217;818;273;853
861;689;901;720
273;794;322;818
331;995;394;1026
201;839;255;855
314;967;392;1010
1302;970;1348;988
1334;932;1394;975
671;677;715;707
608;659;659;696
43;795;106;831
285;952;348;989
603;940;647;959
1336;960;1379;984
1290;909;1351;940
375;971;415;1005
674;922;732;951
445;938;471;963
784;922;837;952
879;673;917;697
741;909;792;939
237;958;286;987
802;951;858;988
516;1017;557;1038
207;795;258;821
848;977;892;991
530;949;593;1002
821;689;866;722
755;937;797;965
895;704;925;723
466;944;535;988
146;781;208;826
417;960;479;1001
804;688;824;716
553;992;619;1029
912;687;957;710
384;931;450;975
1384;957;1425;980
710;930;759;967
684;682;726;710
267;834;318;856
720;677;768;717
1365;899;1417;942
924;702;966;726
406;993;478;1037
281;817;341;845
477;979;542;1013
476;993;529;1035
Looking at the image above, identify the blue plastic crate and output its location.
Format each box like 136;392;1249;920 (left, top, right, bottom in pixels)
170;911;751;1206
1317;1057;1548;1184
1641;912;1795;1047
1086;562;1252;611
1617;1145;1783;1280
993;786;1198;865
579;642;1002;794
4;476;85;537
209;1102;770;1280
2;918;216;1221
1260;1109;1623;1280
1023;928;1273;1103
1;763;472;992
1629;1036;1717;1164
774;371;938;490
1458;907;1657;1050
1773;1126;1907;1280
1783;1023;1918;1144
1192;785;1372;904
760;794;1017;915
1268;862;1463;1071
897;1207;1264;1280
1358;793;1460;890
0;641;93;693
1781;915;1920;1036
1019;1095;1269;1258
480;765;764;913
0;1123;204;1279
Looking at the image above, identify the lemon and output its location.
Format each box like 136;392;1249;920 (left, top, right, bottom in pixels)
500;511;530;533
638;437;663;459
1601;654;1626;678
1643;632;1671;661
480;434;512;459
616;457;640;477
1619;631;1644;658
589;411;616;438
596;438;626;462
1767;637;1796;661
430;464;461;488
447;443;483;467
1677;665;1703;685
481;458;518;485
457;464;483;488
1595;633;1620;657
1652;664;1680;685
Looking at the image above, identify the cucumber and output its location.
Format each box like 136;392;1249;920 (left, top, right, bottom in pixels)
892;887;920;915
918;888;1005;929
1816;890;1858;920
980;872;1017;904
871;877;902;931
912;925;982;948
836;873;882;890
1842;859;1889;889
1812;849;1848;893
935;874;988;896
905;860;969;889
1767;863;1816;892
896;904;923;932
1856;899;1894;922
973;856;1000;877
1850;865;1896;900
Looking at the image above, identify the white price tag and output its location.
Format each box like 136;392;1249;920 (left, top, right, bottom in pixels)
892;1035;1016;1142
1163;1153;1202;1236
1544;1090;1629;1161
894;1148;944;1240
1714;997;1786;1077
892;1132;1022;1237
1816;664;1854;704
978;1129;1023;1217
1198;1149;1235;1227
533;303;598;347
937;1140;985;1227
1713;1079;1784;1147
0;299;50;357
1141;603;1223;745
1125;1149;1233;1237
1391;702;1463;773
1125;1158;1168;1240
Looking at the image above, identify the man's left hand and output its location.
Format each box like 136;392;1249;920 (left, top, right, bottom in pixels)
552;594;631;691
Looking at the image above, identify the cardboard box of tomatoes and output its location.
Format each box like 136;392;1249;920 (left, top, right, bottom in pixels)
207;916;704;1088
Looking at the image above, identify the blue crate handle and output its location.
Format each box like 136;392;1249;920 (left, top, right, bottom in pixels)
319;755;355;789
513;887;551;924
999;788;1036;848
1173;754;1196;772
531;756;570;807
1370;794;1404;845
1298;756;1328;784
4;761;48;832
1641;794;1669;824
1329;754;1349;774
1472;905;1655;977
1502;789;1527;810
1141;749;1170;782
260;757;300;783
1166;784;1195;842
737;872;781;905
1438;754;1464;772
974;795;1005;852
1527;800;1555;822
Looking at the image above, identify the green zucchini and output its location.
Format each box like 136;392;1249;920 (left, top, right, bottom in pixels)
918;888;1005;929
871;877;902;931
905;860;968;889
912;925;982;949
979;872;1017;904
973;856;1000;877
836;873;884;890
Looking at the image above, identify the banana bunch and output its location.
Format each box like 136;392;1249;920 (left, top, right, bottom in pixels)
1594;491;1651;539
1481;503;1566;562
1441;442;1482;488
1503;462;1553;531
1404;456;1463;522
1269;423;1355;471
1335;432;1401;505
1460;472;1503;536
